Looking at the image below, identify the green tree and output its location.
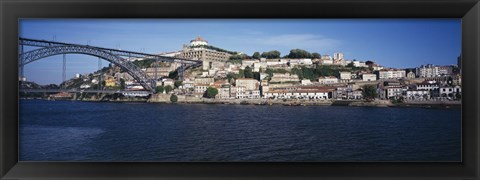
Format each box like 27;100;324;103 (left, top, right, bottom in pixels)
174;80;183;88
346;62;355;68
164;85;173;93
244;66;254;78
252;52;261;59
119;79;125;89
155;86;164;94
287;49;313;59
362;85;378;101
365;60;375;66
170;94;178;103
205;87;218;98
312;52;321;59
261;50;281;59
168;71;178;79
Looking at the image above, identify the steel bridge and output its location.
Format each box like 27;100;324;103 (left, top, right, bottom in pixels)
20;89;152;95
19;37;201;93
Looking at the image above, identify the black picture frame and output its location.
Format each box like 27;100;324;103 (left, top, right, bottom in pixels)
1;0;479;179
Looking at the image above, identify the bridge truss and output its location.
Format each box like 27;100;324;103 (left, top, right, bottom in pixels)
19;37;201;93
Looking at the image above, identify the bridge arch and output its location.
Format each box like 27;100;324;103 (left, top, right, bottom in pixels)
20;45;154;92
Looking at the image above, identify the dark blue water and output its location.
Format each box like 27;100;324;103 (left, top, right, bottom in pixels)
19;99;461;161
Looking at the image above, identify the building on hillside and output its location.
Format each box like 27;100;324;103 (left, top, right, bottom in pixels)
318;76;339;84
406;71;416;79
362;73;377;81
235;78;259;91
376;69;406;79
194;77;214;85
339;71;351;80
177;36;232;70
270;73;300;83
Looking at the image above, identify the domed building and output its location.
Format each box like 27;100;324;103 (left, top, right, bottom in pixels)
178;36;233;70
190;36;208;46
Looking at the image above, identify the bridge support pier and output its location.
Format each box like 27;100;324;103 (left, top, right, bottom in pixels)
62;54;66;88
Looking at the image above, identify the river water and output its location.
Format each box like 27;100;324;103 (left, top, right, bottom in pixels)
19;99;461;161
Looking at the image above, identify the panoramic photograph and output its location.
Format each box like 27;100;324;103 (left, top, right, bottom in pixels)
18;19;461;161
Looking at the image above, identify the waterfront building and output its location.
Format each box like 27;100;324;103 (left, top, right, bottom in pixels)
216;84;232;99
439;85;461;98
263;87;332;100
362;73;377;81
194;84;209;94
405;90;430;101
377;81;405;100
416;81;440;91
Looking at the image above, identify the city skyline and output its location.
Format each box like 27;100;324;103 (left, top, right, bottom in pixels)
20;19;461;85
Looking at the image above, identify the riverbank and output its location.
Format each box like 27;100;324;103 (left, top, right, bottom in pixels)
147;94;461;108
20;94;461;108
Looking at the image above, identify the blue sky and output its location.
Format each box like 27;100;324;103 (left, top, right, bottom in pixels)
20;19;461;85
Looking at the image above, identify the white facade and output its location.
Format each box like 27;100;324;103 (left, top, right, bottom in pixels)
190;36;208;46
405;90;430;100
378;70;406;79
339;72;351;80
264;90;330;100
362;73;377;81
333;53;344;60
318;76;339;84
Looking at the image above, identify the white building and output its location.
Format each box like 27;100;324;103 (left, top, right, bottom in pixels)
333;53;344;60
405;90;430;101
264;89;331;100
339;72;351;80
190;36;208;46
301;79;312;85
362;73;377;81
318;76;339;84
377;70;406;79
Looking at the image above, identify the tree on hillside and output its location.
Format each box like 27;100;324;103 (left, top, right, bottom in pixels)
346;62;355;68
362;85;378;101
365;60;375;66
155;86;164;94
205;87;218;98
261;50;281;59
164;85;173;93
174;80;183;88
312;52;321;59
252;52;261;59
170;94;178;103
119;79;125;90
287;49;313;59
244;66;254;78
